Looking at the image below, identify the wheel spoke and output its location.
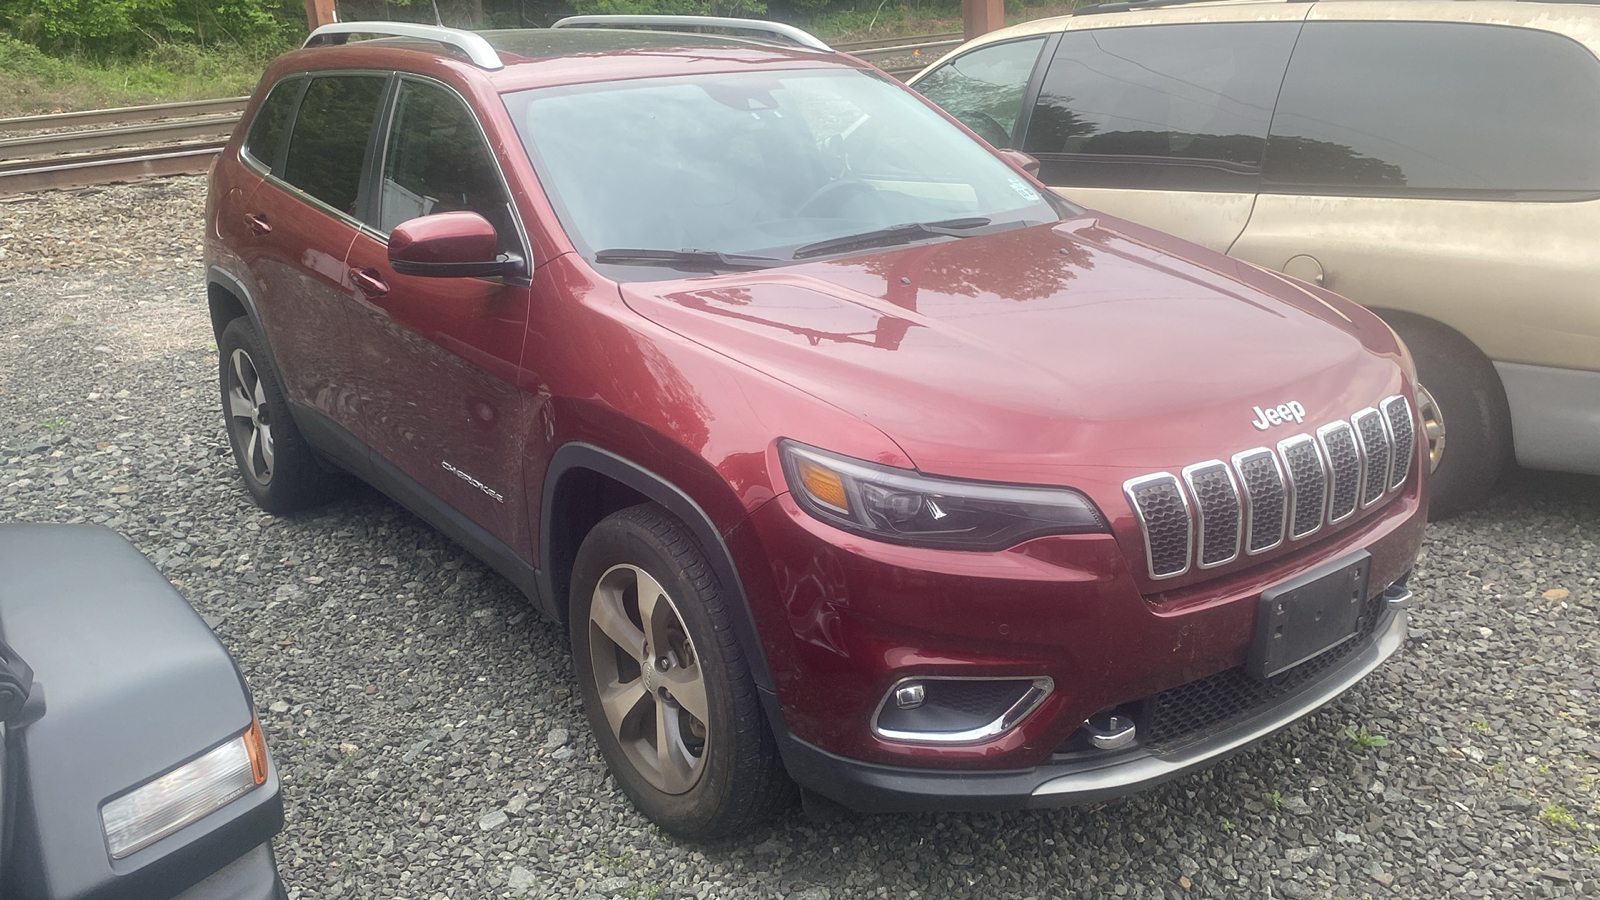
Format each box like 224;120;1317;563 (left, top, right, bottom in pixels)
257;423;275;475
590;577;646;658
654;698;695;795
228;385;256;420
635;569;669;644
597;677;649;740
662;663;710;726
245;426;263;477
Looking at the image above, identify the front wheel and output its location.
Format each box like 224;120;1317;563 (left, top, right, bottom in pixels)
569;504;793;839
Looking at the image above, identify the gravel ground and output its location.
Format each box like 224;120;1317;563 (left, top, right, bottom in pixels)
2;176;1597;900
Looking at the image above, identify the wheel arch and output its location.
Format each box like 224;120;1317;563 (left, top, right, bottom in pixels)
538;443;777;696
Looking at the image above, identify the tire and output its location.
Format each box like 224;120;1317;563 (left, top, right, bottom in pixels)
218;316;339;514
1386;314;1511;520
569;504;794;840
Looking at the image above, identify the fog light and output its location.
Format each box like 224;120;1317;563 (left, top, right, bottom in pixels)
894;683;925;709
101;720;268;859
872;677;1052;745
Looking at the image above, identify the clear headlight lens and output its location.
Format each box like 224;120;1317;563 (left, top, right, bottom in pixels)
780;440;1107;551
101;719;269;859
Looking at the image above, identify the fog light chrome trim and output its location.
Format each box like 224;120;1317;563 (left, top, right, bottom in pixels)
870;676;1053;745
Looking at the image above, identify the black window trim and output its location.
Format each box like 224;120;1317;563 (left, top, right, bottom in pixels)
239;75;309;178
1261;20;1600;203
361;72;533;282
252;68;397;234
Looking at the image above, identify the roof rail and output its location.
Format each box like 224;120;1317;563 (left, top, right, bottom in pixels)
1073;0;1300;15
550;15;832;52
303;22;504;70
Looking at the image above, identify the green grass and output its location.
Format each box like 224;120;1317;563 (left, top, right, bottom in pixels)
808;1;1081;43
0;35;290;117
1540;804;1581;833
1344;725;1390;750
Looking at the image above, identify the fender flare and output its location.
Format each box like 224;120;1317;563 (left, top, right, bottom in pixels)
538;443;777;695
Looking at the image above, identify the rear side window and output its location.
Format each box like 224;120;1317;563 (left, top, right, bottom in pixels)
378;80;519;254
281;75;388;216
243;77;301;172
1022;23;1297;191
1264;22;1600;197
915;37;1047;148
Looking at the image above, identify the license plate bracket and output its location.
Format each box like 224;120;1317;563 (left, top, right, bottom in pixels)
1248;551;1371;680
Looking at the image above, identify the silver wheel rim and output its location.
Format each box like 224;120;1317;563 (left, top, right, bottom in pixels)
587;563;710;795
1415;384;1446;474
227;348;275;485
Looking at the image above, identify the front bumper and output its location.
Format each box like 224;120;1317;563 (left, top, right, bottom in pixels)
174;844;285;900
775;592;1410;813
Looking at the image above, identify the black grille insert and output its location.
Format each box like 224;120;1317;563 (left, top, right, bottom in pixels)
1184;461;1241;568
1353;409;1391;508
1124;474;1191;578
1382;396;1414;490
1319;422;1361;522
1278;435;1327;539
1233;448;1286;555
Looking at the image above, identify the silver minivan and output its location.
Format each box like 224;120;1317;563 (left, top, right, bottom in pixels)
912;0;1600;517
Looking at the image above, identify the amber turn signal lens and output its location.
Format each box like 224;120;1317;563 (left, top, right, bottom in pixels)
244;717;269;785
796;458;850;512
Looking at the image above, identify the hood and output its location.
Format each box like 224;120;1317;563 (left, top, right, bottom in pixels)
618;214;1408;487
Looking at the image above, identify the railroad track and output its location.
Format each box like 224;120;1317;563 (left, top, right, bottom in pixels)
0;31;959;195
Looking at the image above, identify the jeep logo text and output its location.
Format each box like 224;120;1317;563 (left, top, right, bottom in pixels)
1251;401;1306;431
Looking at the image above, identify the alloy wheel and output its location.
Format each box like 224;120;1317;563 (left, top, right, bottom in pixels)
1415;384;1446;474
586;563;710;795
227;348;275;485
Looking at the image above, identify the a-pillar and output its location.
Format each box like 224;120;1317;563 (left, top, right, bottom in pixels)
962;0;1005;41
305;0;337;31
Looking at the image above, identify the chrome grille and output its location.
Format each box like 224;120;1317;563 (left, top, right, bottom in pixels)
1124;474;1192;579
1232;448;1286;554
1278;435;1327;539
1352;408;1391;508
1382;396;1414;489
1318;422;1361;523
1122;395;1412;579
1183;461;1241;568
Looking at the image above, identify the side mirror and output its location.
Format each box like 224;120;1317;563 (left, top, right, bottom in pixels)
388;211;523;278
997;148;1041;177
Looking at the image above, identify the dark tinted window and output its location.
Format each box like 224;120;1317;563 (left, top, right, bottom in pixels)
915;37;1047;148
1022;23;1297;190
379;80;517;254
244;77;301;172
282;75;387;216
1266;23;1600;196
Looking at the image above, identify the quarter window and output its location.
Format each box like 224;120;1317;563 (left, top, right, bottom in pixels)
281;75;388;216
915;37;1047;148
1022;23;1297;191
243;77;301;173
378;80;518;254
1264;22;1600;196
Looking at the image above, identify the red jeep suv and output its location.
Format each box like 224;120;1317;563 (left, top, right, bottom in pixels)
204;16;1426;838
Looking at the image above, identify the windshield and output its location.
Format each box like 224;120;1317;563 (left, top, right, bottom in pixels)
503;68;1063;276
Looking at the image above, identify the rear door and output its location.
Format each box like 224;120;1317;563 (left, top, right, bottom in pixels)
234;72;392;448
1016;20;1301;253
1233;17;1600;375
340;76;535;555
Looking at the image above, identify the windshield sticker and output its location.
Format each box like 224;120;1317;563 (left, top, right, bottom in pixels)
1008;177;1041;202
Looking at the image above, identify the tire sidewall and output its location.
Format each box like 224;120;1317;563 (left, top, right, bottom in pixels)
568;510;747;837
1395;318;1511;519
218;317;325;513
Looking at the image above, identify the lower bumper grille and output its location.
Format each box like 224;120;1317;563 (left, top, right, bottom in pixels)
1142;588;1389;752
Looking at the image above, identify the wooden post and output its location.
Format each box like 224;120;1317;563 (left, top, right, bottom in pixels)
962;0;1005;41
305;0;337;31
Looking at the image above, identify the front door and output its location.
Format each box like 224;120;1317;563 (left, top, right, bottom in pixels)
341;77;534;554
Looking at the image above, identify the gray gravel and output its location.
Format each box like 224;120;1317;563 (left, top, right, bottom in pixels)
2;175;1597;899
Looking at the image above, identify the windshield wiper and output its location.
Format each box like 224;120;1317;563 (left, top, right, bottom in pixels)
791;217;992;260
592;248;783;270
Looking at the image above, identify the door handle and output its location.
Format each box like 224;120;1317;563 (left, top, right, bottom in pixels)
350;267;389;297
243;212;272;235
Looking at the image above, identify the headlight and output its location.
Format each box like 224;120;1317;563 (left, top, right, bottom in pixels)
101;719;269;859
779;440;1107;551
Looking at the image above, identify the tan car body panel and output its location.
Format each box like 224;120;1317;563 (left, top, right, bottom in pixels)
932;0;1600;374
